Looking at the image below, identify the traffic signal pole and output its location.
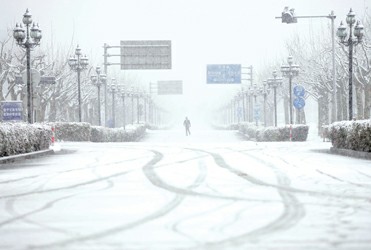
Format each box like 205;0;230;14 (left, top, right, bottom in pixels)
275;11;336;123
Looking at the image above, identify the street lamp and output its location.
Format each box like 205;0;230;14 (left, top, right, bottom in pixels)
234;95;240;124
238;89;246;122
129;87;135;125
118;86;127;129
267;70;283;127
281;56;300;124
277;7;337;123
107;78;117;127
136;90;140;124
90;66;106;126
143;93;149;124
249;84;262;126
337;8;364;120
261;80;270;127
68;45;89;122
13;9;42;123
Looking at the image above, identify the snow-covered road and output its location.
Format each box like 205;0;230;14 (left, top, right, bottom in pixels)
0;129;370;250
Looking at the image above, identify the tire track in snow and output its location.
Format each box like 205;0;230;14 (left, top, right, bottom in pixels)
29;149;205;249
0;153;117;235
228;148;371;202
136;147;275;203
181;147;305;249
0;154;150;200
0;155;149;186
257;149;371;190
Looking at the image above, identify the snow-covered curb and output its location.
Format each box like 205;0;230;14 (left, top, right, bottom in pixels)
0;148;54;164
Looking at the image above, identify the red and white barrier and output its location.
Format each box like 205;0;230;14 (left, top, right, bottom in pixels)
51;126;55;146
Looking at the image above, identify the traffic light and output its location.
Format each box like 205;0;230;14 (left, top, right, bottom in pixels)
282;7;297;24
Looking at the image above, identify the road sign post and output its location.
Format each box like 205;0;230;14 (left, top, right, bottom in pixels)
293;85;306;110
293;85;306;124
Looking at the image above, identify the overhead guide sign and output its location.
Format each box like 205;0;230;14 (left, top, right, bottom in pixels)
157;81;183;95
120;40;171;70
207;64;241;84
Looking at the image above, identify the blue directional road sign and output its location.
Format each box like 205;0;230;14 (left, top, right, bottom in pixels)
294;97;305;109
207;64;241;84
237;107;242;118
1;101;23;121
254;106;260;119
293;85;305;97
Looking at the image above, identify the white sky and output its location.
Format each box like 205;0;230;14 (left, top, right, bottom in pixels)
0;0;370;124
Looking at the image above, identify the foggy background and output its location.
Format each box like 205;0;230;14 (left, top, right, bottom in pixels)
0;0;369;127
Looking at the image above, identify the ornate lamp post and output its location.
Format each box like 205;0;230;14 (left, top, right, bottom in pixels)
90;66;106;126
337;8;364;120
143;93;149;124
267;70;283;127
234;95;240;124
68;45;89;122
118;85;127;129
136;90;142;124
13;9;42;123
261;80;270;127
107;78;117;127
249;84;262;126
281;56;300;124
129;87;135;125
238;89;246;122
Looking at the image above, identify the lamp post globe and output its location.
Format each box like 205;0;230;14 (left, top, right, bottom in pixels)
90;67;106;126
268;70;283;127
337;8;364;120
13;9;42;123
281;56;299;125
68;45;88;122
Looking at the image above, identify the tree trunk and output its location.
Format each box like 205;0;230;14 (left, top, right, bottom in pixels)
283;96;289;125
364;84;371;119
296;108;306;124
48;98;57;122
355;83;364;119
318;94;329;135
39;101;47;122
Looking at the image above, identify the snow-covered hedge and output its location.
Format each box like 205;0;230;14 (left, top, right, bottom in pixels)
48;122;91;141
48;122;146;142
329;120;371;152
0;123;52;157
238;123;309;142
238;123;258;138
91;125;146;142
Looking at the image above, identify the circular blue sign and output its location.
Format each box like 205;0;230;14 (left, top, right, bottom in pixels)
293;97;305;109
293;85;305;97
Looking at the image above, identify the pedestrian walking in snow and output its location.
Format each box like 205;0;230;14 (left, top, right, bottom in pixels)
183;117;191;136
